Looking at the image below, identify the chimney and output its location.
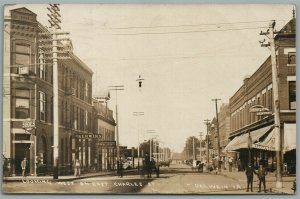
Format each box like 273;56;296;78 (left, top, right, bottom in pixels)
243;74;251;84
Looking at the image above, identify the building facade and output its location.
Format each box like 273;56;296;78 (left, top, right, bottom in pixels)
219;103;231;151
225;18;296;173
3;7;95;176
92;98;116;171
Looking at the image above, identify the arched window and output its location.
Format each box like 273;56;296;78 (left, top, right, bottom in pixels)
288;52;296;65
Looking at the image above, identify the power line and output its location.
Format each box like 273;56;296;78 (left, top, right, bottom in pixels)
111;19;286;30
113;26;268;36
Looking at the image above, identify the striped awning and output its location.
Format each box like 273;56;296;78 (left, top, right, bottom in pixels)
224;126;273;152
253;123;296;152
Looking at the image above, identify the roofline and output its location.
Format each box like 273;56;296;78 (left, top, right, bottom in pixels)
229;55;271;104
37;23;94;75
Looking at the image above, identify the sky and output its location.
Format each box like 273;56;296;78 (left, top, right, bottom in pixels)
5;4;294;153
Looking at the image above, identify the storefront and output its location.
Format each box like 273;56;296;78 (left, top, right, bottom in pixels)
225;123;296;173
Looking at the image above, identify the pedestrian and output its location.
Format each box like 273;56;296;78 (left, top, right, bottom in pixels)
245;163;256;192
117;160;123;178
228;157;233;172
74;159;81;177
144;153;151;178
197;161;201;172
21;157;27;178
256;163;268;193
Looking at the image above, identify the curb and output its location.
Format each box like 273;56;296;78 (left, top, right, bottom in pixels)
271;188;294;194
3;169;137;183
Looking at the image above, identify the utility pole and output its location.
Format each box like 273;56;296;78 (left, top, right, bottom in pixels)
146;130;156;159
133;111;144;171
212;98;221;171
260;20;282;188
199;132;203;161
204;119;211;167
192;137;195;160
109;85;124;163
134;74;145;171
39;4;71;179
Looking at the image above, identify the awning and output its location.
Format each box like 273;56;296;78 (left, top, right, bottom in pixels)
253;123;296;152
224;126;273;152
253;128;276;151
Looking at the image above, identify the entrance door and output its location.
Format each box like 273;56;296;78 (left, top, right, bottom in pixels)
14;143;30;175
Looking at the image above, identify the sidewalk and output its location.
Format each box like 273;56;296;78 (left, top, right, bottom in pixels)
219;170;295;194
3;169;135;183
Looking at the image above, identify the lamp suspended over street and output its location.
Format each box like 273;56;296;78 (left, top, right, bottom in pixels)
136;75;145;88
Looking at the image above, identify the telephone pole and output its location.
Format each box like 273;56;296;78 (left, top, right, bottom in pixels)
134;75;145;171
212;98;221;171
39;4;71;179
192;137;195;160
133;111;144;171
260;20;282;188
109;85;124;162
204;119;211;166
199;132;203;161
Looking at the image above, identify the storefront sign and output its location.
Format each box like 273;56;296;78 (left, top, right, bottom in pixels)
15;134;31;141
74;134;102;139
98;141;116;147
249;105;269;113
22;119;35;130
256;111;272;116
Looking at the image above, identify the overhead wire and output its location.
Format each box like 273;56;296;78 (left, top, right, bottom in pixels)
113;26;269;36
111;19;284;30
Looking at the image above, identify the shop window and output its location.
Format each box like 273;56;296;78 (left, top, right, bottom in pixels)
288;52;296;65
15;89;30;119
289;81;296;110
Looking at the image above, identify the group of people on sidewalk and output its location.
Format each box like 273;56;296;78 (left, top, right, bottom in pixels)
245;163;268;192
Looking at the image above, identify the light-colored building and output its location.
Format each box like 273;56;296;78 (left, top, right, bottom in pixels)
92;98;116;171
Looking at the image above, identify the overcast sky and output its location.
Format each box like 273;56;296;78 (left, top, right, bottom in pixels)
5;4;294;152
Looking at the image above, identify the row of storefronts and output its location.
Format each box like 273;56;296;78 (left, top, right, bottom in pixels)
201;17;296;175
223;17;296;174
3;7;117;176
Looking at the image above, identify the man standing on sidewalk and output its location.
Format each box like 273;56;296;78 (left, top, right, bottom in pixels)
245;163;256;192
257;164;268;193
117;160;123;178
228;157;233;172
21;157;27;178
74;159;81;177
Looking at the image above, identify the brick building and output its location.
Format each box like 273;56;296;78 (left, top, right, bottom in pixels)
218;103;231;152
225;18;296;173
3;7;95;176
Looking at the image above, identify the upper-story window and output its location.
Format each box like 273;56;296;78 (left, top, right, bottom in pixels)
15;44;30;74
85;110;88;126
39;49;46;80
289;81;296;110
15;89;30;119
85;81;88;97
39;92;46;121
288;52;296;65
